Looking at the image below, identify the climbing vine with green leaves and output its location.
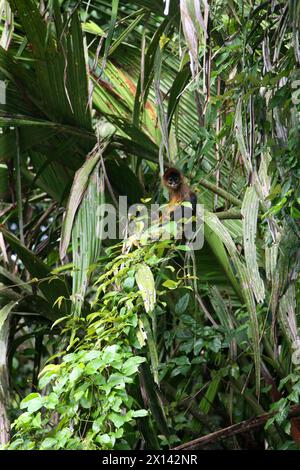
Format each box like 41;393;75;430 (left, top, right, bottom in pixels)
7;239;179;450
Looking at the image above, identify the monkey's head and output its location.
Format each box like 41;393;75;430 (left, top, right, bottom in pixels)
163;168;183;190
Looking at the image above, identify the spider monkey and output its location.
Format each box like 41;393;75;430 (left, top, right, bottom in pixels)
162;167;197;216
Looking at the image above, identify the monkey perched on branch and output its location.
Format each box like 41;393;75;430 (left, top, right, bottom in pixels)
160;167;198;247
162;167;197;216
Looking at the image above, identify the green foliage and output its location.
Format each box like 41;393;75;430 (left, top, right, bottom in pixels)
9;345;147;450
7;249;149;448
7;237;178;450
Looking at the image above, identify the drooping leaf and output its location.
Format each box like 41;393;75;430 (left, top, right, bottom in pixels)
60;142;108;260
241;187;265;304
135;263;156;313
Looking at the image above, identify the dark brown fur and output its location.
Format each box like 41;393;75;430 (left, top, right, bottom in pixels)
162;168;197;213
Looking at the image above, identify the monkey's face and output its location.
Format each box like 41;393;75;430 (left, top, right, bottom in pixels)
164;169;181;190
167;174;180;188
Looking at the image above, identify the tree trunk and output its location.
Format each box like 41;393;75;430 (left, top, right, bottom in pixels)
0;313;11;446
